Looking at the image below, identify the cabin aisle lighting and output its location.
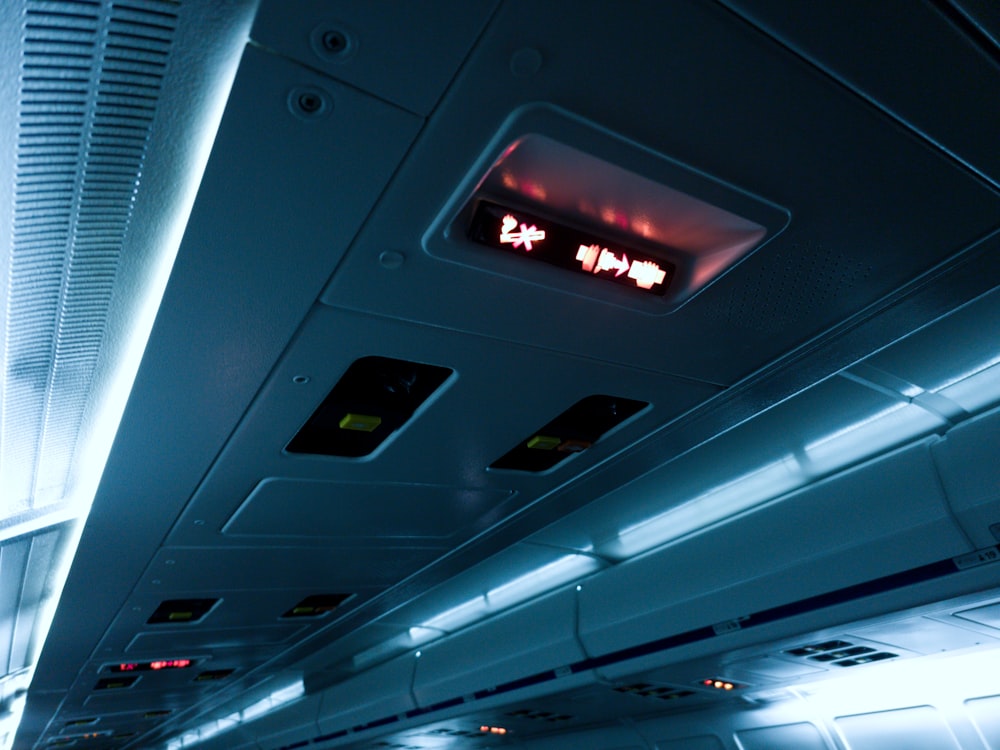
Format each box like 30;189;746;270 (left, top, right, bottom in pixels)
165;680;305;750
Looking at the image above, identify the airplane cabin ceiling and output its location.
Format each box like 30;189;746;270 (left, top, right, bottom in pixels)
7;1;1000;749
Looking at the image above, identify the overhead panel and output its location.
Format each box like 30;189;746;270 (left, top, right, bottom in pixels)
720;0;1000;187
164;305;719;551
137;546;437;593
438;123;786;314
23;1;1000;749
489;395;648;473
24;16;423;703
125;627;305;655
286;356;454;458
223;479;516;542
249;0;499;116
320;0;1000;385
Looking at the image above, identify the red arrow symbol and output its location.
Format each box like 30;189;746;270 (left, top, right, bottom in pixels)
615;253;629;276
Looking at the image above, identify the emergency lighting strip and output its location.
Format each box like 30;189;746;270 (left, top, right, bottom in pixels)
259;545;1000;750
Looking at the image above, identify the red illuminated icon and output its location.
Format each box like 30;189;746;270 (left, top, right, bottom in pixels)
118;663;138;671
576;243;600;272
627;259;667;290
499;214;545;251
149;659;191;670
480;726;508;735
575;244;629;277
596;248;629;276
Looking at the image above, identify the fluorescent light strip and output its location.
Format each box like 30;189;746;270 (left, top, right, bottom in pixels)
803;403;945;472
603;389;961;562
605;455;803;560
420;554;602;635
166;680;305;750
351;555;604;671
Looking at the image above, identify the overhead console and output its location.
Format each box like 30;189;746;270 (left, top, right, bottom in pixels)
424;105;789;313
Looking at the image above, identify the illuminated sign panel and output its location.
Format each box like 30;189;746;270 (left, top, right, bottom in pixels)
468;200;673;296
110;659;193;672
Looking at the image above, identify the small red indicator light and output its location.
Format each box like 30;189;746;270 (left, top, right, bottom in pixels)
149;659;191;670
480;725;509;735
111;658;193;673
702;676;744;691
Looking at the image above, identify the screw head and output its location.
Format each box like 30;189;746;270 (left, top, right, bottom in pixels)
288;86;332;120
322;30;347;53
310;23;357;62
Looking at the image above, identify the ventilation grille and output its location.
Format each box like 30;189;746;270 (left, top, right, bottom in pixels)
424;728;490;739
706;244;873;331
783;638;899;668
612;682;696;701
3;0;177;510
504;707;574;723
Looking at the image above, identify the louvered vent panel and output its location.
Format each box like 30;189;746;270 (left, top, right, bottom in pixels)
2;0;177;511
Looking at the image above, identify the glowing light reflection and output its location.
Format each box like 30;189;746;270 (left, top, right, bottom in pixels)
165;680;304;750
606;456;803;560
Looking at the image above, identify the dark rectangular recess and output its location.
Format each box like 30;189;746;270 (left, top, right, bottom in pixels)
490;395;647;472
785;639;852;656
836;651;898;667
281;593;351;619
287;356;452;458
468;200;675;296
94;676;137;690
313;730;348;742
146;598;218;625
194;669;234;682
808;653;840;662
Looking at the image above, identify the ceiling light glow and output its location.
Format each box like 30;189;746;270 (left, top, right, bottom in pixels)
605;456;802;560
